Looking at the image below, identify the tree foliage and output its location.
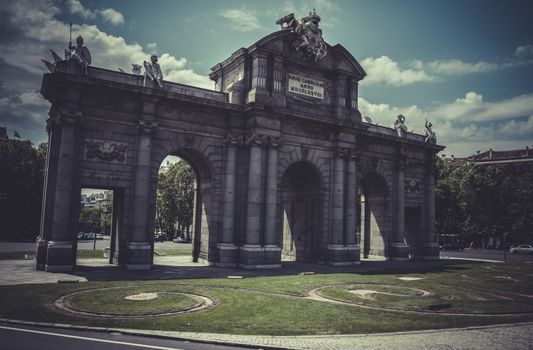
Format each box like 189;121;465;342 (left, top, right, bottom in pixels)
156;160;195;236
0;140;47;241
79;206;102;232
436;160;533;246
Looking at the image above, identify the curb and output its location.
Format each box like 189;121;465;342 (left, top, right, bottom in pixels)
1;317;533;349
0;318;292;350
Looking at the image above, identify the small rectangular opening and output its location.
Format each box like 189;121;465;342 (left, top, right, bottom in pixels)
76;188;114;266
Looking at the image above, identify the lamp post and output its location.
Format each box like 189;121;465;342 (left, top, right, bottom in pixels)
503;232;508;263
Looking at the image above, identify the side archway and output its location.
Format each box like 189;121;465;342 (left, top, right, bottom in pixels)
280;161;324;262
359;172;391;258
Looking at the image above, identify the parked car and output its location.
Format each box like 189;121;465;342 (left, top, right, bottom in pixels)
96;233;104;240
439;243;464;251
154;232;165;242
510;244;533;254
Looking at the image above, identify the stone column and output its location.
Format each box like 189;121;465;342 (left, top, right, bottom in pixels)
218;135;239;266
125;119;157;270
264;138;280;246
391;157;409;261
241;135;280;269
245;136;263;246
37;108;82;272
327;148;346;264
263;137;282;265
344;153;357;246
423;155;439;259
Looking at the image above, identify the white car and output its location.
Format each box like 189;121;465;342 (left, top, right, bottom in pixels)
510;244;533;254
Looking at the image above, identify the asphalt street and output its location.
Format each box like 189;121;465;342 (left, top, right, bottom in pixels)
0;240;190;252
0;324;257;350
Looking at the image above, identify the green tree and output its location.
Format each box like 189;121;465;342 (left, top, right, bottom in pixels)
79;206;103;233
156;160;195;237
0;140;47;241
435;158;465;239
436;160;533;247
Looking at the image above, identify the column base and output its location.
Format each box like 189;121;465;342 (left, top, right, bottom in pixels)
327;244;361;265
123;241;152;270
421;242;440;260
35;238;48;271
239;245;282;269
390;242;410;261
45;241;74;272
216;243;239;267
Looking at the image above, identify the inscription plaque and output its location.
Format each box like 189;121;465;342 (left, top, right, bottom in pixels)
287;73;324;99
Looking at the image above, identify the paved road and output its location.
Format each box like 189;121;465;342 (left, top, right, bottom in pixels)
0;324;256;350
440;248;533;263
0;241;191;252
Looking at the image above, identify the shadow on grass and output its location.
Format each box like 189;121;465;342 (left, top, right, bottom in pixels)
69;258;476;282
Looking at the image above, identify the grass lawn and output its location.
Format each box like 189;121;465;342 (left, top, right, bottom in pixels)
1;262;532;335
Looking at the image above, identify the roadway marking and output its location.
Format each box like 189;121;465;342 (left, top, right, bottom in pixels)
0;325;183;350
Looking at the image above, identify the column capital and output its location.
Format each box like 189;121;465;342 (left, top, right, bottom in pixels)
137;119;158;135
245;134;268;147
334;146;358;160
225;134;243;147
268;136;283;149
47;107;83;132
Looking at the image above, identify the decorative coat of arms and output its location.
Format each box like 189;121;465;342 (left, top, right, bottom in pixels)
276;9;327;62
85;138;127;164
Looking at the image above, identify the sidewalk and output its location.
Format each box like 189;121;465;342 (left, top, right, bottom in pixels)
122;322;533;350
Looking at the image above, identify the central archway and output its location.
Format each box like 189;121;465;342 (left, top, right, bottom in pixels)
280;161;323;262
151;148;214;265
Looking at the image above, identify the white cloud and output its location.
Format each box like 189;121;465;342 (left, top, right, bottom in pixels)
515;44;533;59
0;0;213;144
0;0;211;88
66;0;96;19
361;56;434;86
361;49;531;86
66;0;125;26
427;59;498;75
359;92;533;156
219;8;263;32
0;90;49;121
147;42;158;52
100;8;125;25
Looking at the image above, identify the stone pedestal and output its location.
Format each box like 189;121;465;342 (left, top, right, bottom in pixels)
327;244;361;265
239;245;282;269
421;242;440;260
45;241;74;272
123;241;152;270
35;238;48;271
390;242;410;261
217;243;239;267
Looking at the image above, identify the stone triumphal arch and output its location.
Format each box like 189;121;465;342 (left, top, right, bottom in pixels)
36;12;443;271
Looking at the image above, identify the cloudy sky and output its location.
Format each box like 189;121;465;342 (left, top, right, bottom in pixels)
1;0;532;157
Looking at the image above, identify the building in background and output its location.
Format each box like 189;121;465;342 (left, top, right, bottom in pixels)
442;145;533;173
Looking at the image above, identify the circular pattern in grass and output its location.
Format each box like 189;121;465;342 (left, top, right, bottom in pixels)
52;287;215;318
312;283;533;316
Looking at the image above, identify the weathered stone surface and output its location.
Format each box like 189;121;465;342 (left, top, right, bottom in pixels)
36;27;443;271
